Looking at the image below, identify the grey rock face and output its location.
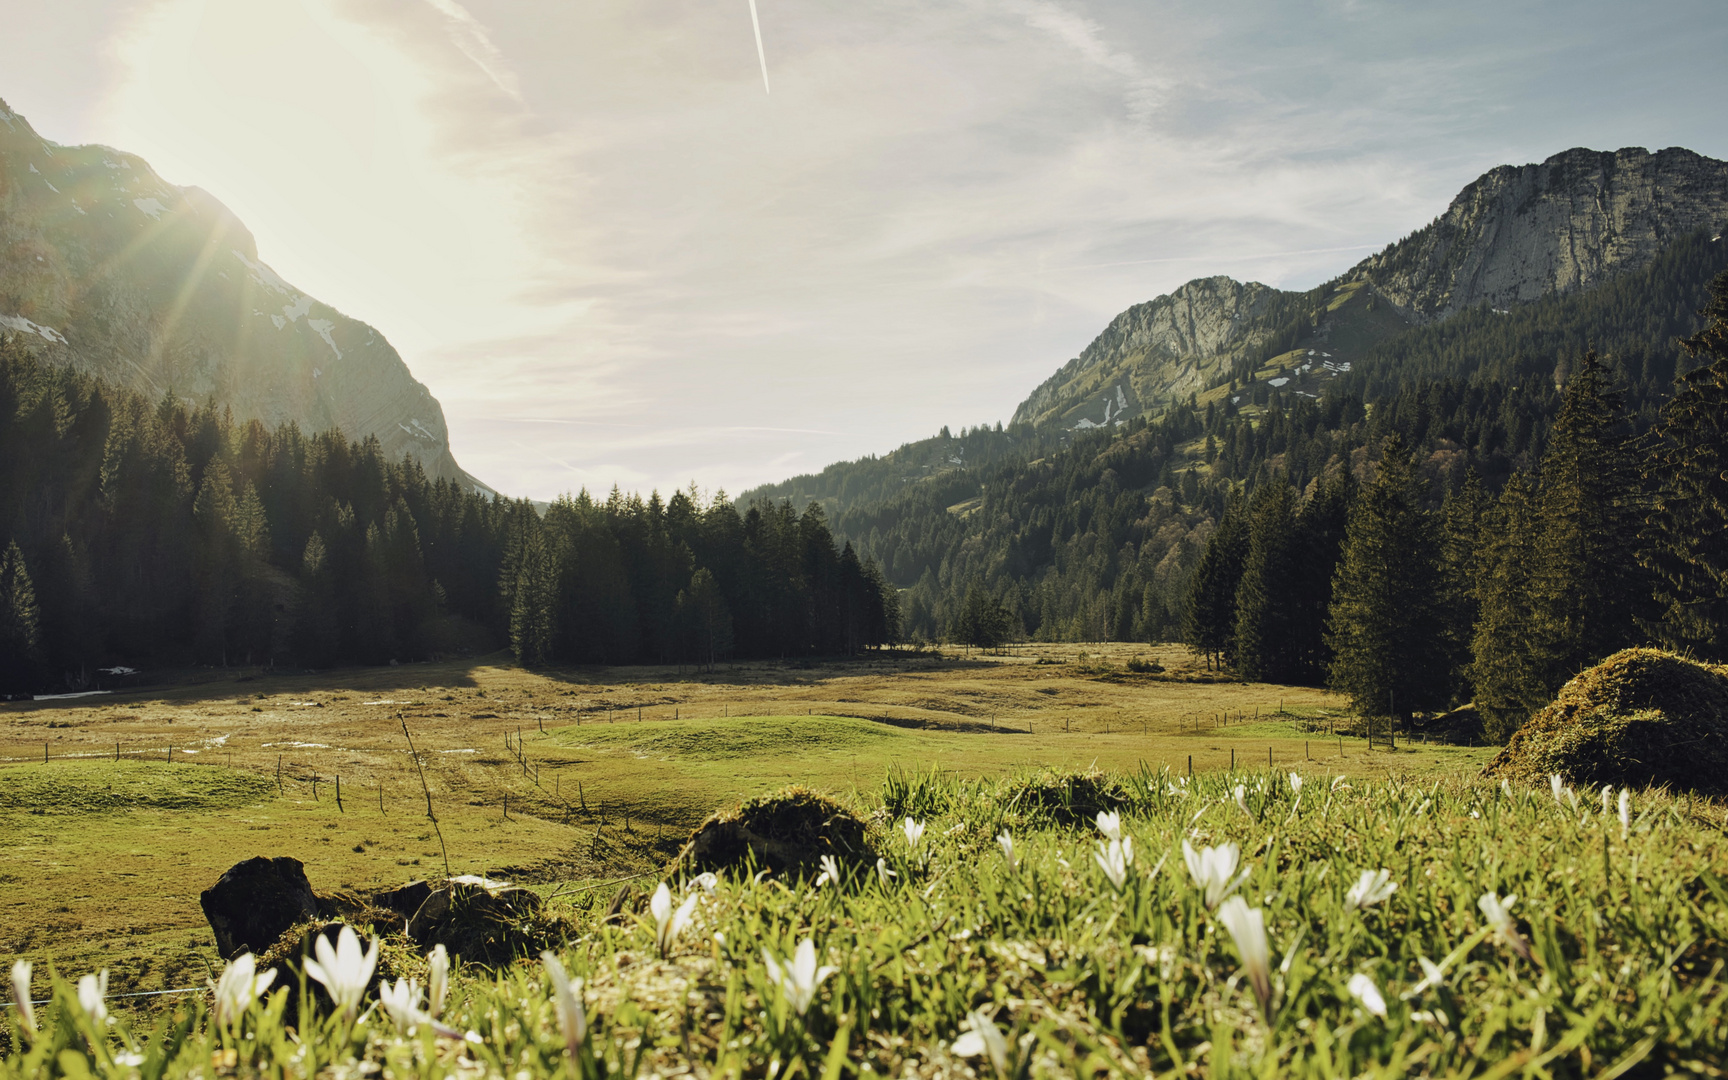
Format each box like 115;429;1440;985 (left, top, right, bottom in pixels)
1012;276;1286;428
1357;147;1728;321
0;98;489;493
1011;147;1728;430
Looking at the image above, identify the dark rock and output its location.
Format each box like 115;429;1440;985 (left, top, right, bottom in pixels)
370;880;433;922
404;876;549;964
200;856;320;959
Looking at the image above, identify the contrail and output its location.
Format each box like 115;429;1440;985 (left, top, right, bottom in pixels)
747;0;771;94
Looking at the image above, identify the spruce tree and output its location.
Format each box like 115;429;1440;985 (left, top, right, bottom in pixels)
508;529;555;666
0;540;42;693
1325;438;1449;720
1470;473;1549;742
1640;270;1728;658
1290;470;1353;684
1182;496;1249;669
1530;351;1646;682
1233;482;1301;682
1439;470;1489;700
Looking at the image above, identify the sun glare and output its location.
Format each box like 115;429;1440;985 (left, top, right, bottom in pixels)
96;0;552;366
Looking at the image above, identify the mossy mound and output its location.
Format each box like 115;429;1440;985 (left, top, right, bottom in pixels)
675;786;874;878
254;919;425;1013
1484;648;1728;793
998;769;1130;827
404;876;565;966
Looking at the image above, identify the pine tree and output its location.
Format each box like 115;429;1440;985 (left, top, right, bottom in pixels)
681;568;734;671
291;532;340;668
1438;470;1489;700
1640;270;1728;658
1529;351;1647;684
509;528;555;666
1470;473;1549;742
1290;469;1353;683
1233;482;1301;682
1182;496;1248;669
1325;438;1449;720
0;540;43;693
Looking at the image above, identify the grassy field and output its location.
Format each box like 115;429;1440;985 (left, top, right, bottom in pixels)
0;644;1492;1011
7;764;1724;1076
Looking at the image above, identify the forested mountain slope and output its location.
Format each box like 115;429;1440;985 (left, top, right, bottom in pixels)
815;229;1728;645
0;97;487;493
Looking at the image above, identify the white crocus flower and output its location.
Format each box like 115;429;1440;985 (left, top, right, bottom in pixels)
1182;839;1247;909
303;925;379;1024
1618;789;1632;840
377;977;428;1030
1344;868;1398;910
762;938;838;1016
952;1008;1010;1076
10;960;34;1034
1347;972;1387;1018
1095;810;1122;841
902;817;926;850
77;971;109;1024
651;882;700;958
693;871;720;895
541;953;587;1058
1094;836;1133;891
1478;891;1532;960
1332;774;1349;791
1406;955;1448;997
997;831;1018;870
814;855;842;889
1288;772;1303;794
1216;897;1272;1018
1600;785;1613;814
876;857;897;884
427;945;449;1020
1500;778;1512;799
1233;784;1250;815
210;953;277;1028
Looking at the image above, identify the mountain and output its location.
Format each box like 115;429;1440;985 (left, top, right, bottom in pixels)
1012;147;1728;433
0;97;488;494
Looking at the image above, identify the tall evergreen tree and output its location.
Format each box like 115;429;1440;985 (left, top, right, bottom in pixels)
0;540;42;693
509;529;555;667
1529;351;1647;683
1325;438;1449;720
1470;473;1549;742
1183;495;1249;669
1438;470;1489;701
1233;482;1302;682
1640;270;1728;658
1289;469;1353;683
680;568;734;671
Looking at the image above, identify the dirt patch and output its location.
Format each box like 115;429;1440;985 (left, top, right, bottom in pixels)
1484;648;1728;793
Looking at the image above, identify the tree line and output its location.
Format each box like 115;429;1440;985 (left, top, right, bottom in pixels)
0;341;898;692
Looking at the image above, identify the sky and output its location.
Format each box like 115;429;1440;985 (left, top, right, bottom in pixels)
3;0;1725;500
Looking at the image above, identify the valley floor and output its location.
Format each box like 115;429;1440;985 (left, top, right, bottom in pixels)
0;643;1490;1005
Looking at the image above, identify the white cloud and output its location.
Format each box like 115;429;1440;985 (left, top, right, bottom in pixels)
8;0;1726;499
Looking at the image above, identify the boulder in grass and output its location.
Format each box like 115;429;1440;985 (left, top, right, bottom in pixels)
200;856;320;959
1484;648;1728;794
675;786;875;878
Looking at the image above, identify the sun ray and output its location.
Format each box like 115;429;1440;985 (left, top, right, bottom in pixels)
746;0;770;94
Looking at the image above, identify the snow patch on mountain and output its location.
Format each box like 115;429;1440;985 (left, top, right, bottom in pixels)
0;314;69;344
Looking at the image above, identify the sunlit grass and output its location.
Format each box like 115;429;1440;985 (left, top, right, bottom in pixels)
7;766;1725;1076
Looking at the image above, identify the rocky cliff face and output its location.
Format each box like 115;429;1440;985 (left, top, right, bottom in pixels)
0;98;488;493
1011;276;1290;429
1358;147;1728;321
1013;147;1728;431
